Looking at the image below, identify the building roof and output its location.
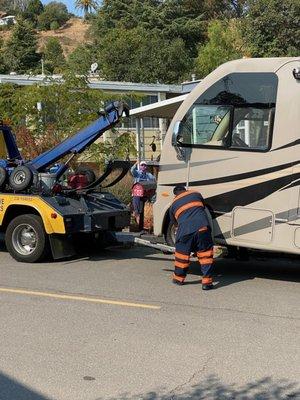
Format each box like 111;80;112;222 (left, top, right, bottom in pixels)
130;93;188;119
0;74;182;94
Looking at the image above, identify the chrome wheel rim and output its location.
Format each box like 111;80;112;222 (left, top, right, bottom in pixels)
12;224;38;255
13;170;26;185
171;224;177;245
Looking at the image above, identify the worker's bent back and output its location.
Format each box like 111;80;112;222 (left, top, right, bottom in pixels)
170;190;210;240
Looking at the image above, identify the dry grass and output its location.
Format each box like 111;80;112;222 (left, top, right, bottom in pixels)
0;18;90;57
38;18;90;56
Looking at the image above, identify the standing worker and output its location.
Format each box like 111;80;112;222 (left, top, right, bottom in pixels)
131;161;156;230
169;186;214;290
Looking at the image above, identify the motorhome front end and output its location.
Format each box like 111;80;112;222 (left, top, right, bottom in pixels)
154;57;300;255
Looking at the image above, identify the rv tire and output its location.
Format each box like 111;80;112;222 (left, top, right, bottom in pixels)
165;220;177;248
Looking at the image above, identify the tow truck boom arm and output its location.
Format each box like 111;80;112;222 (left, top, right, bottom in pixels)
28;101;129;172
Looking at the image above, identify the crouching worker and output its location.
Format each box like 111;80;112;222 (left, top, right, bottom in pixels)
169;186;214;290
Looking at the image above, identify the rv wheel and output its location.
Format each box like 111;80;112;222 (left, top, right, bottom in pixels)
165;220;177;248
0;166;8;189
9;166;33;192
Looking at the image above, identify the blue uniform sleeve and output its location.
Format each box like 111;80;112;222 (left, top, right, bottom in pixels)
147;173;156;182
130;164;139;178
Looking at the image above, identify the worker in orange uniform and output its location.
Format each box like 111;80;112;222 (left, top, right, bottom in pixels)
169;186;214;290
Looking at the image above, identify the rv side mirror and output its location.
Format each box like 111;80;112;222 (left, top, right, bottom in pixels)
172;120;183;147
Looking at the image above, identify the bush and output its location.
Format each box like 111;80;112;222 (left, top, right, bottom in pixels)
22;0;44;27
50;20;60;30
107;173;133;205
38;1;69;30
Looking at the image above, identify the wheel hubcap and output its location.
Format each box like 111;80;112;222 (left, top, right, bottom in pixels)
171;224;177;244
14;171;26;185
12;224;38;255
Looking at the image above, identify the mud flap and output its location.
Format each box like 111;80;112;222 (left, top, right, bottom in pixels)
49;234;76;260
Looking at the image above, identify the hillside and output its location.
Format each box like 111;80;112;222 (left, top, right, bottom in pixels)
0;18;90;56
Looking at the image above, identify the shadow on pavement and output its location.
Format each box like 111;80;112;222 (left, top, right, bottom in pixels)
95;376;300;400
142;247;300;288
166;256;300;289
1;234;299;288
0;371;52;400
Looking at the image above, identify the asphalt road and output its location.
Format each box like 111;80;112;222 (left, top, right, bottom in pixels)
0;242;299;400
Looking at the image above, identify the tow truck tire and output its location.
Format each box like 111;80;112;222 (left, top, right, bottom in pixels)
9;166;33;192
0;166;8;189
75;167;96;185
5;214;50;263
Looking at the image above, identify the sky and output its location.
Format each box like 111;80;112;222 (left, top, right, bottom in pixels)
41;0;80;15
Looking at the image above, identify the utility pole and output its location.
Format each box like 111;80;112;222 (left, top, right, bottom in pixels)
41;58;45;77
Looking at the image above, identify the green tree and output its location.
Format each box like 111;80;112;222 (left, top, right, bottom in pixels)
4;19;41;73
10;74;109;154
0;83;21;121
75;0;99;19
38;1;69;30
7;74;133;163
43;37;65;73
196;19;248;77
67;44;95;74
10;0;30;12
22;0;44;26
92;0;205;57
96;27;191;83
243;0;300;57
0;38;9;74
0;0;12;12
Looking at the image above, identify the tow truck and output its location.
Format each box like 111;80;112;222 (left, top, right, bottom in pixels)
0;101;132;263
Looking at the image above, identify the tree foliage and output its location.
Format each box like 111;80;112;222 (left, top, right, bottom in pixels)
0;75;135;162
37;1;69;30
196;19;249;77
43;37;65;73
243;0;300;57
67;44;96;75
95;27;190;83
75;0;99;19
0;38;9;74
0;0;13;12
4;19;41;73
22;0;44;26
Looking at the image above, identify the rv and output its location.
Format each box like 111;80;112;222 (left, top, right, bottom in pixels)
148;57;300;255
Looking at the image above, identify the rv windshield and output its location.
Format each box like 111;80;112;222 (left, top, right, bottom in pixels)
176;72;278;151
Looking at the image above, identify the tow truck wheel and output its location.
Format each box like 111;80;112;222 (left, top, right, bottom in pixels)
0;166;8;189
5;214;50;263
9;166;33;192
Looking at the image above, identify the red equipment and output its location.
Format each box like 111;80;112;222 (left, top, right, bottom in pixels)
68;174;89;189
132;181;156;199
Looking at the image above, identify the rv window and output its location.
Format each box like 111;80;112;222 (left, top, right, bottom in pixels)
176;73;277;151
177;105;231;146
231;107;274;150
196;73;278;107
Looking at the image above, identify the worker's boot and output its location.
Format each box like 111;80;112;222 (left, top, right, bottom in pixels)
172;274;185;286
202;277;214;290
